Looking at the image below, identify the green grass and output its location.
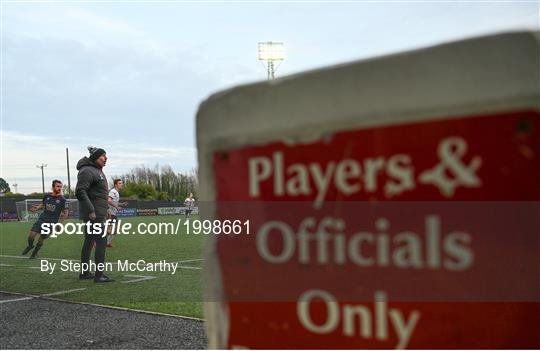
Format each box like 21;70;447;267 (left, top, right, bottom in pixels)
0;215;206;319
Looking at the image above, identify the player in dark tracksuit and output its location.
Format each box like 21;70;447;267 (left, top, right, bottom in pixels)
75;146;113;283
21;180;68;259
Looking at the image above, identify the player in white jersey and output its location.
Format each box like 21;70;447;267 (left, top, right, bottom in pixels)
184;192;195;218
107;179;127;247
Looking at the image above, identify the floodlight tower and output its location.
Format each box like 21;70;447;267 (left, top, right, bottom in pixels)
258;41;285;80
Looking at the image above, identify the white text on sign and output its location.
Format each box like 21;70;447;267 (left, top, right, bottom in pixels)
248;137;482;206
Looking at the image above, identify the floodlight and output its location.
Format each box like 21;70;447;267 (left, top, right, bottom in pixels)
258;42;285;61
258;41;285;80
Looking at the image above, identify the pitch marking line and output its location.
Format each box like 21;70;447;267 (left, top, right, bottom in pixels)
0;296;33;303
0;254;77;262
0;288;86;304
122;274;156;284
177;258;204;264
0;263;13;267
0;290;205;321
41;288;86;297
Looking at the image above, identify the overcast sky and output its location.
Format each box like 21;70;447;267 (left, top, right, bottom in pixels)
1;1;538;194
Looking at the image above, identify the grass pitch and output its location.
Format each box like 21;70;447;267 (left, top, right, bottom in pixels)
0;215;205;319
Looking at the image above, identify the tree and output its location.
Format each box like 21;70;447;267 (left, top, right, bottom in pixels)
0;178;10;194
157;191;170;200
2;192;25;198
62;184;75;197
112;164;198;200
121;182;158;200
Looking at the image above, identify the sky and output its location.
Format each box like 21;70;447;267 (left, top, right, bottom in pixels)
1;0;538;194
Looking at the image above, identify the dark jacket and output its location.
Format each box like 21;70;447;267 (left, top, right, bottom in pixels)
75;157;109;221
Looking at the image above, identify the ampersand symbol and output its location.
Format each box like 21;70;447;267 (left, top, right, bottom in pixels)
419;137;482;197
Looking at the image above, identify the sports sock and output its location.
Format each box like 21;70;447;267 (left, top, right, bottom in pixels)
27;237;35;248
31;242;43;257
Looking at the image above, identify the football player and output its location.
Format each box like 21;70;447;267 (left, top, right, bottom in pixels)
21;180;68;259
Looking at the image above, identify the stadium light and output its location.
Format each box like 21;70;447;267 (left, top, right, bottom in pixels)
258;41;285;80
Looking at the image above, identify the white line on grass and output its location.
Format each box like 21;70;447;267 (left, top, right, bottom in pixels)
0;254;77;262
0;288;86;304
0;263;13;266
122;275;156;284
0;296;34;303
0;290;205;321
41;288;86;297
177;258;204;264
178;265;202;270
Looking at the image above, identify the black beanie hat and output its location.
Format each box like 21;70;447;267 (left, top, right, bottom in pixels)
88;145;106;161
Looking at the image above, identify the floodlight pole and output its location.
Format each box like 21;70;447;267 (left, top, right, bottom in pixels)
268;60;275;80
36;163;47;194
66;148;72;198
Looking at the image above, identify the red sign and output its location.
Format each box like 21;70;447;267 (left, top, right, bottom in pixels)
212;110;540;348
